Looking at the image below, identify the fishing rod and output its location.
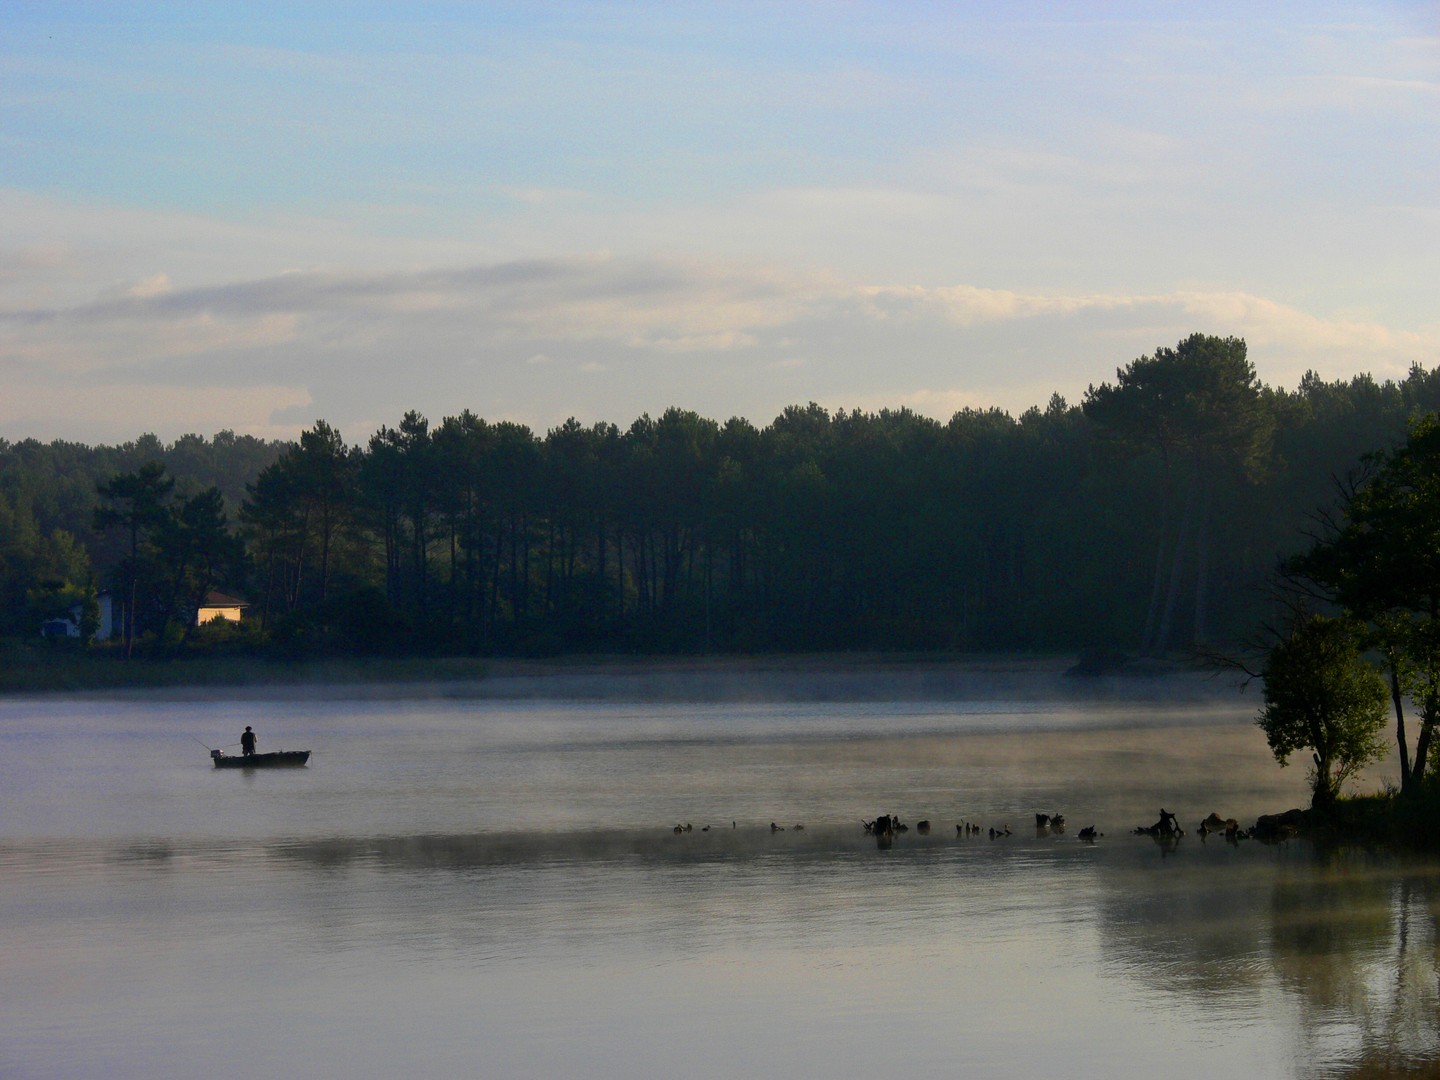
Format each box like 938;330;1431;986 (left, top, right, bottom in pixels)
190;735;242;752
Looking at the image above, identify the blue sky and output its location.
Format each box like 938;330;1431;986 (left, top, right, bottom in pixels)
2;1;1437;443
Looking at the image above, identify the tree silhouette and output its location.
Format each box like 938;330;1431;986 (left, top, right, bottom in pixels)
93;461;174;657
152;487;246;654
1290;415;1440;791
1084;334;1271;653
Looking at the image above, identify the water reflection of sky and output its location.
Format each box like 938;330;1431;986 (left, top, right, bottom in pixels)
7;828;1438;1078
1;681;1436;1078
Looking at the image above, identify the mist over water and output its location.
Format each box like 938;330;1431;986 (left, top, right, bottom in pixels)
2;666;1435;1079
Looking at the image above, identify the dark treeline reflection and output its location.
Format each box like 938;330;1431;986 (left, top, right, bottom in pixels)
1098;845;1440;1076
1272;860;1440;1078
10;340;1440;657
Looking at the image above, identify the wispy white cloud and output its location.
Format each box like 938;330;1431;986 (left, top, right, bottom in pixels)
4;253;1436;442
855;282;1440;377
1172;290;1440;366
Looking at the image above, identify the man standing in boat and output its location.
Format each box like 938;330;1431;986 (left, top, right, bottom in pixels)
240;726;256;757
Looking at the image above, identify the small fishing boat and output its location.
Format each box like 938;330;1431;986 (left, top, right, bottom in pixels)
211;749;310;769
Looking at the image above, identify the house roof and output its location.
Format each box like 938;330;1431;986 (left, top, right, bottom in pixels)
201;591;249;608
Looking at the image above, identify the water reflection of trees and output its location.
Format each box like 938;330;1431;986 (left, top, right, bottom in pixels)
1272;854;1440;1078
1094;845;1278;1000
1096;844;1440;1075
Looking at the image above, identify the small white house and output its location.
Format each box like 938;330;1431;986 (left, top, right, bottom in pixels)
196;591;248;626
41;591;116;641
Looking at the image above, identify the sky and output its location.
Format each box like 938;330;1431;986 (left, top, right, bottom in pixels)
2;1;1437;446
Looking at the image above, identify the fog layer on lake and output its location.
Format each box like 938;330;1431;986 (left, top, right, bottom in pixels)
2;667;1435;1079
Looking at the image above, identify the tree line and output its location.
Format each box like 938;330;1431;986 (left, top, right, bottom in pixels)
5;333;1440;660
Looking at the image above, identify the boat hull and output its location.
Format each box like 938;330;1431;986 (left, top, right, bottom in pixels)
211;750;310;768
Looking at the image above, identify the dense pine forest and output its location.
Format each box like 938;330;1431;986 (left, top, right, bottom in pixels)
4;334;1440;662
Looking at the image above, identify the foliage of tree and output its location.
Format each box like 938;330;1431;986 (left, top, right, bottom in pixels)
93;462;174;657
0;487;91;636
1084;334;1272;653
151;487;247;655
90;463;249;656
1288;414;1440;793
1257;612;1389;809
241;420;361;629
4;338;1439;663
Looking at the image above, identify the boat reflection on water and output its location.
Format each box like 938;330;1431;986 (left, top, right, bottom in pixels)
210;748;310;768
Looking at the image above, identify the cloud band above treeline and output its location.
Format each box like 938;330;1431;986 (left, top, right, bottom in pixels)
4;253;1435;444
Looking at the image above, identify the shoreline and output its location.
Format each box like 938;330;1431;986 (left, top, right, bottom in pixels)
0;645;1241;701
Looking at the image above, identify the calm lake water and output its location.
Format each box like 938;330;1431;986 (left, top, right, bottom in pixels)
2;664;1437;1079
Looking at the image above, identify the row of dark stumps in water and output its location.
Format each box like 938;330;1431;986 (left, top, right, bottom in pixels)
863;812;1100;848
672;807;1310;850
